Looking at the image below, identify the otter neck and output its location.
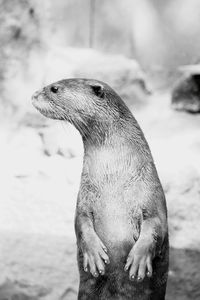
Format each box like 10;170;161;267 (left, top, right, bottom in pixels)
81;118;153;182
82;119;118;148
79;117;151;160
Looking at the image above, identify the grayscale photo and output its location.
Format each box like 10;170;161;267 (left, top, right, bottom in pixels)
0;0;200;299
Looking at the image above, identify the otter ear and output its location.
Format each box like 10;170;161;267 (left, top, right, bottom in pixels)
91;84;104;98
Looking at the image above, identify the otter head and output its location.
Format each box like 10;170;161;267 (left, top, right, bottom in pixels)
32;78;130;139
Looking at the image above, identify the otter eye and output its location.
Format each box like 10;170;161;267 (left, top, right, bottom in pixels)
50;86;59;93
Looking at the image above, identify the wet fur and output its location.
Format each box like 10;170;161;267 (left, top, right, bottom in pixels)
32;78;169;300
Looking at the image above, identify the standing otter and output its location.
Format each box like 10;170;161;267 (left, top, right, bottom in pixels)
32;79;169;300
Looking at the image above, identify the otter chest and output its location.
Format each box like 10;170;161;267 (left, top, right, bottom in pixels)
83;146;139;185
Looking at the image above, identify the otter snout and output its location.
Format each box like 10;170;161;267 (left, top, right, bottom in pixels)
32;88;61;120
31;89;43;104
32;89;51;116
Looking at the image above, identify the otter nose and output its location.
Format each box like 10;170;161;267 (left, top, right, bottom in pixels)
32;89;42;102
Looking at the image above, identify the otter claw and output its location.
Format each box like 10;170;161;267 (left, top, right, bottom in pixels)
93;272;98;277
137;276;142;282
104;259;109;264
147;271;152;277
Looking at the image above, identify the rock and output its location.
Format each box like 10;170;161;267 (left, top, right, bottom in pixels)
73;49;151;109
0;233;78;300
167;248;200;300
0;0;41;109
19;112;50;129
171;69;200;113
38;122;83;158
6;127;44;178
0;279;49;300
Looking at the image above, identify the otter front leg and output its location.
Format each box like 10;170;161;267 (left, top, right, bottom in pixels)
75;211;110;277
125;217;163;281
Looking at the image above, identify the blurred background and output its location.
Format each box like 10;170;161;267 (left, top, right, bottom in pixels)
0;0;200;299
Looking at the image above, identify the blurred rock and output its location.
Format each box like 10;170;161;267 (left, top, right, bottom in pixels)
0;0;41;110
167;248;200;300
0;233;78;300
19;112;50;129
74;49;150;108
172;71;200;113
37;0;90;48
0;279;49;300
38;122;83;158
0;0;40;68
25;48;149;159
132;0;200;83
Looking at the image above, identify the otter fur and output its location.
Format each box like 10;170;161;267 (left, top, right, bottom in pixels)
32;78;169;300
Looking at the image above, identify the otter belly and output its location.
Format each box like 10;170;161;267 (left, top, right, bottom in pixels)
93;196;139;262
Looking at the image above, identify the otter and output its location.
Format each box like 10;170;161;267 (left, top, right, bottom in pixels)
32;78;169;300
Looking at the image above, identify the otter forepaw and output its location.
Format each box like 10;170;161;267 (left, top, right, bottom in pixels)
124;244;153;282
82;237;110;277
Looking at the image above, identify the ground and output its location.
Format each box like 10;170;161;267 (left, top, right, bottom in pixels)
0;49;200;299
